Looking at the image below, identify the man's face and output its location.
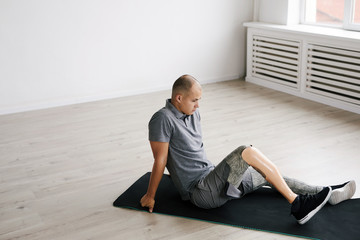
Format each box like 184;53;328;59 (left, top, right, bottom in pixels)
178;84;202;115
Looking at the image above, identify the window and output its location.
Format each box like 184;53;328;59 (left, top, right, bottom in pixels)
302;0;360;31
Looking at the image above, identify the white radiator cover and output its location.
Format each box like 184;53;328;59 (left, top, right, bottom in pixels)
252;35;301;89
246;26;360;114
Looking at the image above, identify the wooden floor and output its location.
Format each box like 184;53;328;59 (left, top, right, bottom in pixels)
1;79;359;240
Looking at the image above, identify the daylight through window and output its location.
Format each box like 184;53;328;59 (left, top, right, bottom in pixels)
302;0;360;31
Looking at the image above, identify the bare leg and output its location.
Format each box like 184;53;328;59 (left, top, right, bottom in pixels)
241;146;297;204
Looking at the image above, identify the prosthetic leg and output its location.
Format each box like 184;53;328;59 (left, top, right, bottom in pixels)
241;146;332;224
241;146;297;203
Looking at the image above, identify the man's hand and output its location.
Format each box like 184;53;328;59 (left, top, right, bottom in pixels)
140;194;155;213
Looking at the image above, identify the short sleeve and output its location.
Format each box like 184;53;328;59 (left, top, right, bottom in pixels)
148;111;172;142
195;109;201;121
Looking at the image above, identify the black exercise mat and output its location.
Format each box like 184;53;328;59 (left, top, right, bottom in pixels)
113;173;360;240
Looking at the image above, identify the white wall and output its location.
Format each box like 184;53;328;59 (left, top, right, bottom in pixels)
0;0;253;115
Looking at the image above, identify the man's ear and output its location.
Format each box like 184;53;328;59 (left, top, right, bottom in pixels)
176;94;182;103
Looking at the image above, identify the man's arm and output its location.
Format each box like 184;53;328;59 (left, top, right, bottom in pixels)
140;141;169;213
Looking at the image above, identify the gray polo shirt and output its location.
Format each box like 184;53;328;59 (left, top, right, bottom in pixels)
149;99;215;200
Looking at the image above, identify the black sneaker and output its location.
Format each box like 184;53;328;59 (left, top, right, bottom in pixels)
329;180;356;205
291;187;332;225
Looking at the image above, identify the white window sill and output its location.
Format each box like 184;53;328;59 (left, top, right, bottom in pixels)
244;22;360;44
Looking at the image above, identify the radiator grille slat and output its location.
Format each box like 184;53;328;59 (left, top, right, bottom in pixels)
307;69;360;85
254;68;298;85
252;35;300;89
307;52;360;66
308;75;360;91
306;44;360;106
253;52;299;65
253;46;299;59
308;57;360;72
307;63;360;78
253;62;298;76
309;45;360;59
254;35;300;47
253;58;299;71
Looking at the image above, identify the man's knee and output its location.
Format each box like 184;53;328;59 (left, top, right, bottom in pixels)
234;145;251;157
241;145;254;160
224;145;252;169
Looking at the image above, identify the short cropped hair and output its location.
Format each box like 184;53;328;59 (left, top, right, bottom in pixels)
171;75;199;99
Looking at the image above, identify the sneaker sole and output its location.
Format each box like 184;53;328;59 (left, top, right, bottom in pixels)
298;187;332;225
329;180;356;205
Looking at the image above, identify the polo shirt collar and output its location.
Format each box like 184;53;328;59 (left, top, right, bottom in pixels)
166;99;188;120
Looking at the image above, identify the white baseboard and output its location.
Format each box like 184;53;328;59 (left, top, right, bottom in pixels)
0;74;241;115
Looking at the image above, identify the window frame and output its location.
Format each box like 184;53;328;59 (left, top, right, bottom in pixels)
301;0;360;32
344;0;360;31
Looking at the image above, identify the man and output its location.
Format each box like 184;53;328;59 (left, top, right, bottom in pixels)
140;74;356;224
